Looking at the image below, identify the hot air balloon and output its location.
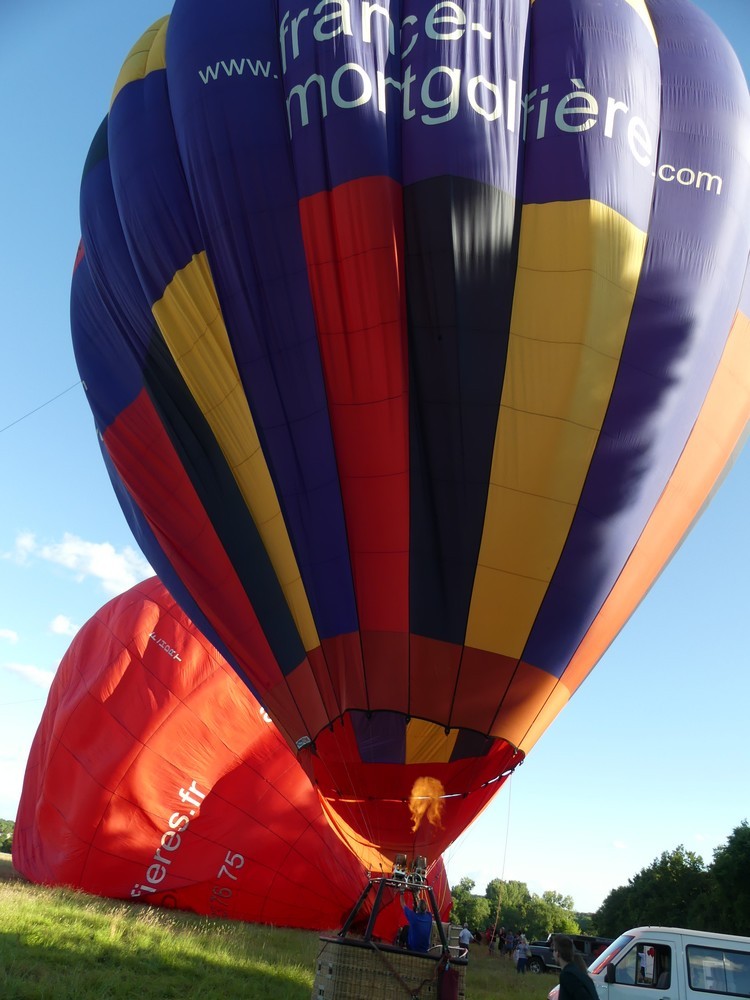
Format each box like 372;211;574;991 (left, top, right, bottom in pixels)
13;577;450;935
71;0;750;868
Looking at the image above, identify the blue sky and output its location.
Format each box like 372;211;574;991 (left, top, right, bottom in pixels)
1;1;747;915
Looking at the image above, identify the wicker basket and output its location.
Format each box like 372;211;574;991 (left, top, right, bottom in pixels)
312;936;467;1000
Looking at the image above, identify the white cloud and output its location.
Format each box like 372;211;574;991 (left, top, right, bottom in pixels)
0;628;18;643
3;662;55;689
613;840;628;850
4;532;36;564
10;531;152;595
49;614;79;638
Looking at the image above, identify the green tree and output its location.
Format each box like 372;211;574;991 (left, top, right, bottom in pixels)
632;846;708;926
449;877;492;931
594;884;636;937
493;879;532;932
463;896;491;933
484;878;504;924
709;821;750;935
450;877;477;925
595;846;709;934
0;818;13;854
484;879;580;939
543;890;574;910
529;895;580;938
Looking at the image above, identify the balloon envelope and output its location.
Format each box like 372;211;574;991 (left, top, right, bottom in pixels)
13;578;450;935
71;0;750;861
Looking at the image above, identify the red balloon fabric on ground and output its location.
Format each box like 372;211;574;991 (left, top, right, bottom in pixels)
13;578;450;935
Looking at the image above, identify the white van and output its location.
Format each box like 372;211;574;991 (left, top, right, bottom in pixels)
547;927;750;1000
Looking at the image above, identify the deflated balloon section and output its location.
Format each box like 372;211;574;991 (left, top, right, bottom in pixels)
13;578;451;936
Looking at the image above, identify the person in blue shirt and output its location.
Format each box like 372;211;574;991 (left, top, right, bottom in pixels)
399;891;433;952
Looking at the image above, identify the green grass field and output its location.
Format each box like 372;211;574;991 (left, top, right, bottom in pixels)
0;854;554;999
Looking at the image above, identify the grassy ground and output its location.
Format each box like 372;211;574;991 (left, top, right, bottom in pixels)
0;852;22;880
0;855;554;999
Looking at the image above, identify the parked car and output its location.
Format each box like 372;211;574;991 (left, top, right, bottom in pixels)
528;933;613;974
547;926;750;1000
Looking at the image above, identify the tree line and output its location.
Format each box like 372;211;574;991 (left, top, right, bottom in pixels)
595;821;750;936
450;820;750;940
449;876;589;939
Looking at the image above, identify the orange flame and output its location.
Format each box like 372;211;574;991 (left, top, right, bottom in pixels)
408;777;445;832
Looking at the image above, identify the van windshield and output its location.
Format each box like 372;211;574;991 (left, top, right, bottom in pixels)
589;934;635;975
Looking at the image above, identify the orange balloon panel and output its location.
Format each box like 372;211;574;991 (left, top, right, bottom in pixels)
13;578;450;936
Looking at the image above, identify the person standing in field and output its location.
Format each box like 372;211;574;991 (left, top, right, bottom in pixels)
514;933;530;973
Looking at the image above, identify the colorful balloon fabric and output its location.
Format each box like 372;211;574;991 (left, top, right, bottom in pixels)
13;577;450;935
71;0;750;862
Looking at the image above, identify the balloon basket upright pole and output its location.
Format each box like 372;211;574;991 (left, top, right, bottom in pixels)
311;859;467;999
